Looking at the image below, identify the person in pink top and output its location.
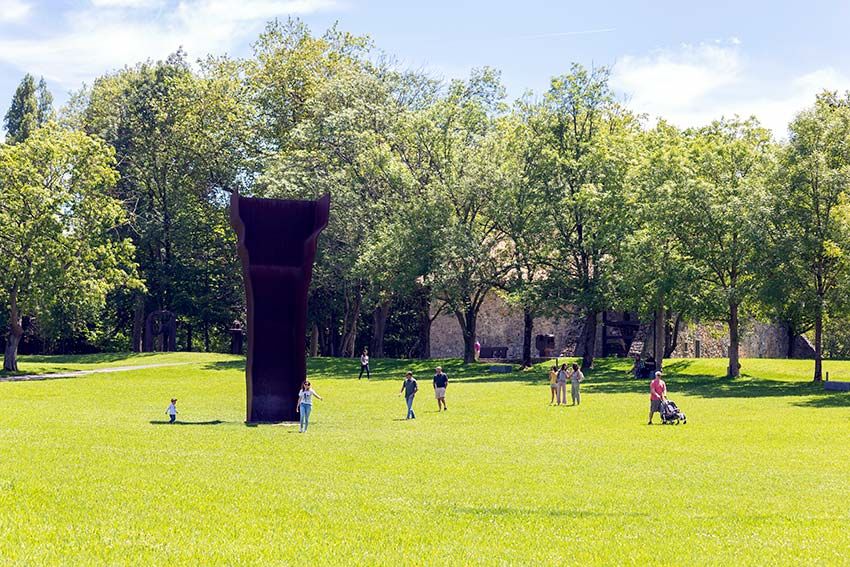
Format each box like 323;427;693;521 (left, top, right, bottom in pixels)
648;370;667;424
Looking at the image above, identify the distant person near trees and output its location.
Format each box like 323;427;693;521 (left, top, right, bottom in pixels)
359;348;370;380
648;371;667;425
166;398;178;423
570;363;584;406
400;371;419;419
474;340;481;361
548;365;558;405
433;366;449;411
556;364;569;405
296;380;323;433
631;354;644;379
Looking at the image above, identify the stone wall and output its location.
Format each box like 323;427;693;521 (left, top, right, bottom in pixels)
430;294;584;359
671;320;789;359
431;291;807;360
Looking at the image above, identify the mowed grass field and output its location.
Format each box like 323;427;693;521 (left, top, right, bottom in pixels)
2;354;850;565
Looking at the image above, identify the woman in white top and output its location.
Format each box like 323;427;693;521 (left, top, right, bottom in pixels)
296;380;323;432
359;348;371;380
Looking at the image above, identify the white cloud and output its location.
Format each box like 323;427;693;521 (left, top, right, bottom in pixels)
90;0;164;7
0;0;339;89
0;0;31;23
612;41;850;137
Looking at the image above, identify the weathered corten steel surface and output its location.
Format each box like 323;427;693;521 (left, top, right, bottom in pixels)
230;192;330;423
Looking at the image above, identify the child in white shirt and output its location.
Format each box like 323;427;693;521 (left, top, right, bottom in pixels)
166;398;178;423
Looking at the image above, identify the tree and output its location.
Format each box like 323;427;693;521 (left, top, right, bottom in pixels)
620;121;703;368
36;77;54;125
4;75;37;144
412;69;511;363
485;111;550;367
770;92;850;380
80;51;250;351
531;65;637;369
668;118;772;377
0;126;139;370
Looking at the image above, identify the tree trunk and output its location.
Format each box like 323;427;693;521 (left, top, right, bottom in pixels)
131;294;144;353
653;304;665;370
370;301;391;358
785;321;796;359
417;289;432;359
581;311;597;370
664;312;680;359
203;322;210;353
340;289;362;358
186;324;193;352
456;307;478;364
310;321;319;357
4;294;23;372
727;302;740;378
813;309;823;381
522;308;534;368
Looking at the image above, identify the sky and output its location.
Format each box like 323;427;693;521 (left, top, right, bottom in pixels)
2;0;850;136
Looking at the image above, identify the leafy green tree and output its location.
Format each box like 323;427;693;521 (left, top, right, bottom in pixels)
667;118;772;377
406;69;511;363
80;51;251;351
485;111;551;367
36;77;54;125
0;126;138;370
770;92;850;380
620;121;703;368
4;75;37;144
531;64;637;369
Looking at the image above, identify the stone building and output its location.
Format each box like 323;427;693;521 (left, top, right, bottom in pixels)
430;292;814;360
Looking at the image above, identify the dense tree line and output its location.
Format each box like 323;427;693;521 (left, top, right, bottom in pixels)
2;20;850;380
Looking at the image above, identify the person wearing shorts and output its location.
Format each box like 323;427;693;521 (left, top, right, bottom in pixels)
648;371;667;424
433;366;448;411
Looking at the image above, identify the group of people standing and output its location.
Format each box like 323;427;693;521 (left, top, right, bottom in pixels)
548;362;584;405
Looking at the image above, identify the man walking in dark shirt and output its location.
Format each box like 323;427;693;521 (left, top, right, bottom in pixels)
433;366;449;411
399;371;418;419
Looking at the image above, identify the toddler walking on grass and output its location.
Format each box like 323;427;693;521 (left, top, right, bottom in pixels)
166;398;178;423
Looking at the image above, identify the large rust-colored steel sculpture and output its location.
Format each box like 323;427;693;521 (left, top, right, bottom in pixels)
230;192;330;423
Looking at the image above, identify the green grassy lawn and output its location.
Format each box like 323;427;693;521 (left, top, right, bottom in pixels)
1;353;849;565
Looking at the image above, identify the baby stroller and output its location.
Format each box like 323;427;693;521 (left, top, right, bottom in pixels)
660;400;686;425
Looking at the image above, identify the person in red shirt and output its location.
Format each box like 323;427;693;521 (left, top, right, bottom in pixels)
648;371;667;425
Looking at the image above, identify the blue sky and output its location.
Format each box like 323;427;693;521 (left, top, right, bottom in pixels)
2;0;850;135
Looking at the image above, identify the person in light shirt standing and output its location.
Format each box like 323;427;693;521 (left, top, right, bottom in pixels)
359;348;370;380
556;364;569;406
296;380;323;432
648;371;667;424
570;363;584;406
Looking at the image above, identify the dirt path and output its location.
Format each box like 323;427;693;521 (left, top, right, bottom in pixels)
0;362;196;383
